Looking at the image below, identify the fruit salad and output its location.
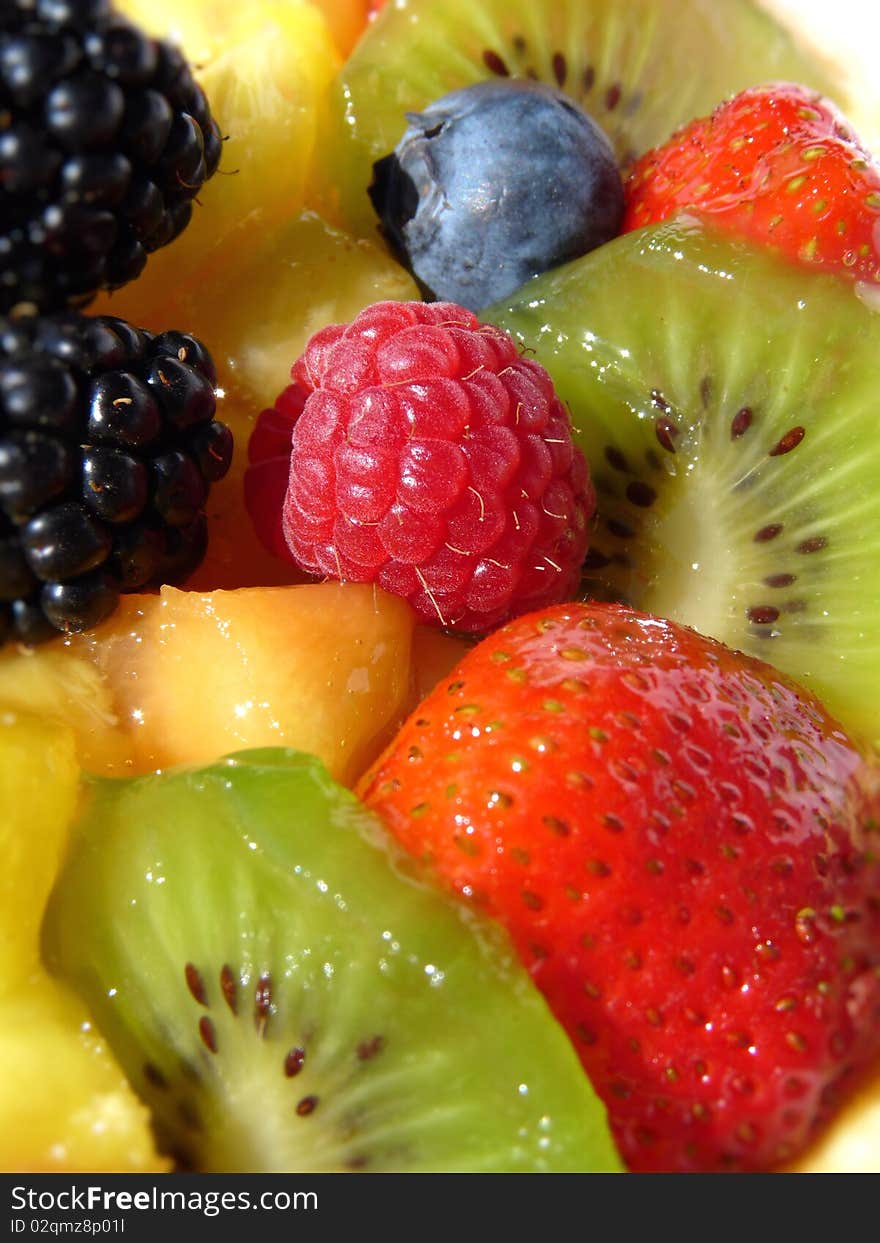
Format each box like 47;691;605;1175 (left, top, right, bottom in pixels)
2;0;880;1175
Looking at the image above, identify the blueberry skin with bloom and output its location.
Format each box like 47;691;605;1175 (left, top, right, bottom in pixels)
369;79;624;312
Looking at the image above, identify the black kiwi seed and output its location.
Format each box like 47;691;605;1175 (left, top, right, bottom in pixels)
357;1035;385;1061
184;961;207;1006
769;427;806;456
177;1099;203;1133
198;1016;218;1053
284;1048;306;1077
731;408;753;438
219;963;238;1013
143;1061;168;1090
254;972;272;1034
482;49;509;76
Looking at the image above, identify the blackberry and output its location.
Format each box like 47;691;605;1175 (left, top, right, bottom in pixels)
271;300;594;633
0;309;233;644
0;0;223;314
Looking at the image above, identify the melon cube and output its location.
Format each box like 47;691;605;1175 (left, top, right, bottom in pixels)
83;582;418;785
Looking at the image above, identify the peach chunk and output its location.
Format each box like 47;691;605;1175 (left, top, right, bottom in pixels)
75;582;421;786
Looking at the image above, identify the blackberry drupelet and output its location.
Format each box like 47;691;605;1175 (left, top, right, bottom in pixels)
0;0;223;314
0;310;233;644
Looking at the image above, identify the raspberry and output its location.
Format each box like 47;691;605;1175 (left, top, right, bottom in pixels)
250;301;596;632
244;392;305;563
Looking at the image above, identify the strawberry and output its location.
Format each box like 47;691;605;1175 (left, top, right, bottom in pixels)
358;602;880;1172
622;83;880;285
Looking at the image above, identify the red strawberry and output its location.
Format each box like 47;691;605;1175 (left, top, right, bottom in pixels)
623;83;880;285
358;602;880;1172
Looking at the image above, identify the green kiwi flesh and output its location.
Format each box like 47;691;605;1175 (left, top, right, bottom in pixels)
487;220;880;744
315;0;844;239
42;748;621;1173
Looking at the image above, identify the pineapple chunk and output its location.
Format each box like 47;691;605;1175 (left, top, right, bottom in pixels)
0;648;132;775
0;713;165;1172
96;5;417;590
110;0;341;267
0;713;78;986
0;981;168;1173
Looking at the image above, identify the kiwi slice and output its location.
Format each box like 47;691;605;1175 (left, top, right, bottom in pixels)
486;220;880;743
315;0;843;239
43;748;621;1172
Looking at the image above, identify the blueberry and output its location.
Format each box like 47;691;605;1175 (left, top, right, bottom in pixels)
369;79;624;312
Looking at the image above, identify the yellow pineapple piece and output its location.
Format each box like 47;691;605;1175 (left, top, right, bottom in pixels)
98;219;417;592
176;209;418;412
137;211;417;593
0;713;78;986
98;5;416;591
97;2;341;343
70;583;418;786
102;208;417;414
113;0;340;245
0;713;166;1172
100;213;416;591
120;0;375;71
0;647;132;775
0;980;168;1173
